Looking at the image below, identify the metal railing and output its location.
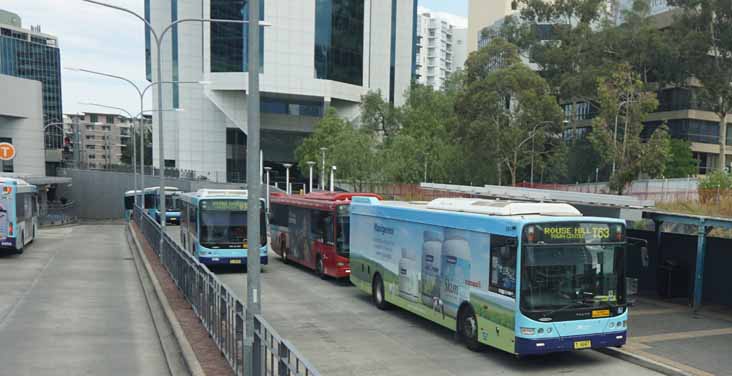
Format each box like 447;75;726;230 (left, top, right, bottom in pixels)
133;207;320;376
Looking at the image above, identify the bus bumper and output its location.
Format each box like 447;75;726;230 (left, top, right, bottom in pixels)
199;255;269;266
515;331;627;355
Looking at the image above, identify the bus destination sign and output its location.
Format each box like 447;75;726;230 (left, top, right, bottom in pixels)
525;222;624;244
202;200;248;211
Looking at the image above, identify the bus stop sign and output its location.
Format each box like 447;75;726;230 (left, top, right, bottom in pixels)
0;143;15;161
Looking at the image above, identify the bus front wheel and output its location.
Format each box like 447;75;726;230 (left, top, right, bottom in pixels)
316;255;326;280
372;274;389;310
458;306;483;352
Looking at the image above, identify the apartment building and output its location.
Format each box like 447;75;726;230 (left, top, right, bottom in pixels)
64;113;136;169
415;12;467;90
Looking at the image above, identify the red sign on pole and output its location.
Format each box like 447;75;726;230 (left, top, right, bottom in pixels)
0;143;16;161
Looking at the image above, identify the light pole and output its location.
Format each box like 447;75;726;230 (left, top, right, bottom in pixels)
67;66;206;208
529;121;557;185
612;99;632;175
264;166;271;213
330;165;336;192
283;163;292;195
306;161;315;193
320;147;327;190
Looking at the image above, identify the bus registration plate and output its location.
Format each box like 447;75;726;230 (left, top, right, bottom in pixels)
574;340;591;350
230;259;242;265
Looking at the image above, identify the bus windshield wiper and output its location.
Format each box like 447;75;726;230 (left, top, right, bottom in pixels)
542;300;593;318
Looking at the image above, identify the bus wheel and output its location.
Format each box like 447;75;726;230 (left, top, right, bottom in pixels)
15;232;24;255
372;274;389;310
458;306;482;352
281;248;289;264
316;255;326;280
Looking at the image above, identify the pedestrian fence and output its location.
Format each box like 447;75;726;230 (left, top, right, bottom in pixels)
133;207;320;376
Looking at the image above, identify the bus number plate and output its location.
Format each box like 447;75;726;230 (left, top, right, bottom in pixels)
574;340;591;350
230;259;242;265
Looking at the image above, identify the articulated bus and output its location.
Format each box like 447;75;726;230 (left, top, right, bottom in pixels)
179;189;268;267
0;178;38;254
124;190;142;220
350;197;628;355
270;192;382;278
144;186;182;225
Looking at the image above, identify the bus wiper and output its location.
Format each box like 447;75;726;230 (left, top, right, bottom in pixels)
542;301;593;318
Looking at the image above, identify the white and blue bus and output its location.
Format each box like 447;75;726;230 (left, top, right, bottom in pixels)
350;197;628;355
124;190;142;220
179;189;268;267
0;178;38;254
143;186;182;225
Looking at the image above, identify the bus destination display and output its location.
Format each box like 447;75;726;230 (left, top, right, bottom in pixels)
526;223;624;243
202;200;247;211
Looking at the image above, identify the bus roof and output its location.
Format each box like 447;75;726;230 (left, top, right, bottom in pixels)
0;177;37;193
351;197;625;236
271;192;383;211
124;190;142;196
179;189;265;205
144;186;181;193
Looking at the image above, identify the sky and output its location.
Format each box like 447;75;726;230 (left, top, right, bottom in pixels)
3;0;467;117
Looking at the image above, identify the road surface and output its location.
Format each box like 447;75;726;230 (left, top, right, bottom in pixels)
166;228;661;376
0;225;168;376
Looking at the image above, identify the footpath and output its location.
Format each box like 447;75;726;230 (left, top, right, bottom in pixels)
609;297;732;376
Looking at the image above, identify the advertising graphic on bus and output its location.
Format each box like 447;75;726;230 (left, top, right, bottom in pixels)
350;197;628;355
0;178;38;254
269;192;382;278
179;189;267;267
144;186;182;225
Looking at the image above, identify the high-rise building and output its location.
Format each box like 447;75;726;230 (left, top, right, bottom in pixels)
64;113;149;170
415;12;467;90
467;0;515;53
0;9;62;150
145;0;417;182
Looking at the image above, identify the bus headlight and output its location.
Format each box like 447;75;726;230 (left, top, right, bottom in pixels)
546;327;552;334
537;328;544;334
521;327;535;336
609;322;615;328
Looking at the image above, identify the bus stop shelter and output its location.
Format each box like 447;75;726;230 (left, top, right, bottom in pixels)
643;211;732;311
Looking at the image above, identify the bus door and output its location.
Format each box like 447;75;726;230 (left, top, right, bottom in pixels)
310;210;335;269
287;207;310;264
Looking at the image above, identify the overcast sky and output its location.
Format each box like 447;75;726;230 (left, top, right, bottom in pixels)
4;0;467;117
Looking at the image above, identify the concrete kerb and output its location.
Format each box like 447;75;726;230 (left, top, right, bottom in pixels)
598;347;692;376
126;223;206;376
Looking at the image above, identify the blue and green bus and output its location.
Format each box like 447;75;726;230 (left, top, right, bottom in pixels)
350;197;628;355
179;189;268;267
0;178;38;254
144;186;182;225
124;190;142;220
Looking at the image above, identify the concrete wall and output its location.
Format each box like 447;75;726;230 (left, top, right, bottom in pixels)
58;169;246;219
0;74;45;176
626;229;732;306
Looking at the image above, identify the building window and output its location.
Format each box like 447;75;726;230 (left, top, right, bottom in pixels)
86;125;95;131
261;97;324;117
102;125;111;131
86;135;95;140
315;0;364;86
90;114;98;123
88;154;96;159
105;115;114;123
164;160;176;168
86;145;96;150
210;0;265;73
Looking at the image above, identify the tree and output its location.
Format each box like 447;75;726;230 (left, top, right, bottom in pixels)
121;126;152;166
668;0;732;171
589;65;671;193
456;38;564;186
665;139;698;178
295;109;379;191
359;91;401;138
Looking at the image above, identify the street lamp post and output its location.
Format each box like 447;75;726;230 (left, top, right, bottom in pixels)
330;165;336;192
283;163;292;195
529;121;557;186
320;147;327;190
306;161;315;193
264;166;271;213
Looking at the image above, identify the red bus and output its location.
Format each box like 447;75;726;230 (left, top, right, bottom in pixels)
269;192;382;278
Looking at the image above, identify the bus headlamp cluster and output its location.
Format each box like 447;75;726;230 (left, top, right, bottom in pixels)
609;320;627;329
521;327;552;336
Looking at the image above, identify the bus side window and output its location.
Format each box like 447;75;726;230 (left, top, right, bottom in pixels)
16;193;26;221
190;207;197;233
32;195;38;215
489;235;517;297
310;210;324;240
323;215;334;245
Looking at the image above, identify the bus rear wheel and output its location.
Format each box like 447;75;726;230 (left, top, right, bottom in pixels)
372;274;389;310
458;306;483;352
15;232;24;255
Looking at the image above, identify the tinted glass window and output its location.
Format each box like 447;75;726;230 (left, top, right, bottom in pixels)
315;0;364;86
210;0;264;72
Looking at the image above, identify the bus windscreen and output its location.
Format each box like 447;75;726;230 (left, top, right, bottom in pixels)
521;222;626;320
200;200;266;248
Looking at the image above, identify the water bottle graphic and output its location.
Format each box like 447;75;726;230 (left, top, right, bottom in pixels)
399;247;420;302
441;230;471;318
421;231;443;306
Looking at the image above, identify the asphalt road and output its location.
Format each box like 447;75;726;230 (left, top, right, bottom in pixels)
0;225;168;376
166;228;662;376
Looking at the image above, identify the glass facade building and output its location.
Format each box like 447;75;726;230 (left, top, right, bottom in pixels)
0;26;62;146
210;0;264;73
314;0;364;86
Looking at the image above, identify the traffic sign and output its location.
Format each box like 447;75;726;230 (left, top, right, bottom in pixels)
0;143;15;161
